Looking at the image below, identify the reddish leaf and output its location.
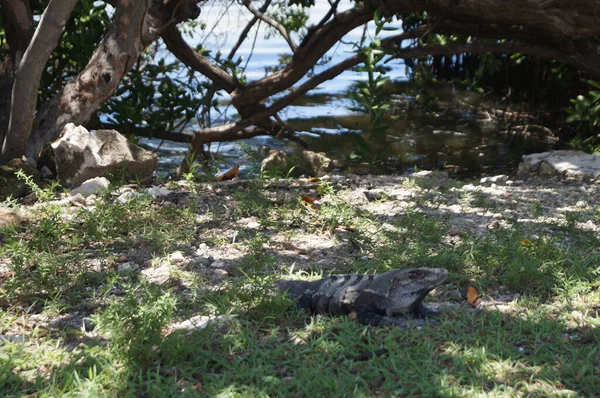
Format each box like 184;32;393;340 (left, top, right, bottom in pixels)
216;165;240;181
301;194;315;203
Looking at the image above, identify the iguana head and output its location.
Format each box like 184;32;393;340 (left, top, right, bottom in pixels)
367;267;448;316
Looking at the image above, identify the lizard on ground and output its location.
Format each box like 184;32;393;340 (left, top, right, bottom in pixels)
277;267;448;328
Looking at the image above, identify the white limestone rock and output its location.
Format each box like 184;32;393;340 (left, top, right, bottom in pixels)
518;150;600;182
51;124;158;187
70;177;110;197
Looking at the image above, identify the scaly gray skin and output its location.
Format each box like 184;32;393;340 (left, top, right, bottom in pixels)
277;267;448;328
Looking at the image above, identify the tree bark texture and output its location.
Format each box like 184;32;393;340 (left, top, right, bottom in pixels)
25;0;200;159
0;0;34;148
1;0;78;162
0;0;34;72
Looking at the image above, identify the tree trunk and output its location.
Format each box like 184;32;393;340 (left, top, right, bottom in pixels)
0;0;34;71
25;0;200;160
0;0;34;154
1;0;78;163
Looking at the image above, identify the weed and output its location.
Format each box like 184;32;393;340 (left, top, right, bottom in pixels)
92;281;176;367
531;200;544;218
15;170;62;202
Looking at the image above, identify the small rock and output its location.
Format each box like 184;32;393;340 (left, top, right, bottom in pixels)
0;207;27;228
447;204;462;213
147;186;171;197
461;184;477;192
213;269;229;279
579;220;597;231
169;314;236;333
70;177;110;197
116;191;138;204
84;194;98;206
169;251;186;263
118;262;134;272
211;260;227;268
40;166;54;179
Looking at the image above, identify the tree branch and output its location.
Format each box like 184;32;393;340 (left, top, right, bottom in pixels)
1;0;78;162
25;0;201;160
241;0;298;53
230;0;272;58
0;0;34;72
162;27;238;93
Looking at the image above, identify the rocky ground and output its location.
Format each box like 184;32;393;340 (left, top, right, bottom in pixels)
2;168;599;334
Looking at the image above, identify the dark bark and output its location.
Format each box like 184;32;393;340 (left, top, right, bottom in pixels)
0;0;34;72
25;0;201;159
1;0;78;162
0;0;34;152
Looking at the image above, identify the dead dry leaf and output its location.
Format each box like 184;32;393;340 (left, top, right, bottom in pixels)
216;165;240;181
466;286;478;305
301;194;315;203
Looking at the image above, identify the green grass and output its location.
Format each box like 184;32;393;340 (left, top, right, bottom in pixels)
1;175;599;396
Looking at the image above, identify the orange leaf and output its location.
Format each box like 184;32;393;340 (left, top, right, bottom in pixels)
466;286;478;305
301;194;315;203
216;165;240;181
520;239;531;247
308;177;320;182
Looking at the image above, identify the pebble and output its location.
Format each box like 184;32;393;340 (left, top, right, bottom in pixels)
169;251;186;263
211;260;227;268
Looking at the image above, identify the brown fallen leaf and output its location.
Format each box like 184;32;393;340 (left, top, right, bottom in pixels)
216;165;240;181
301;194;315;203
466;286;478;305
308;177;320;182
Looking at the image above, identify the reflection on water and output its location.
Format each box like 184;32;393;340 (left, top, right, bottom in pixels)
142;84;555;178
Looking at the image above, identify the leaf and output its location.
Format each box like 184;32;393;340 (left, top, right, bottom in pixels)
216;165;240;181
466;286;478;305
301;194;315;203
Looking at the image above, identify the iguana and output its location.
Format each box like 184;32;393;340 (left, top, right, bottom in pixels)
277;267;448;327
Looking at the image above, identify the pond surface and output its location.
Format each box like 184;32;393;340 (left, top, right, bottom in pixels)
139;3;556;178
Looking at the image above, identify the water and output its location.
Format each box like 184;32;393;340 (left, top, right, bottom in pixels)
139;2;555;177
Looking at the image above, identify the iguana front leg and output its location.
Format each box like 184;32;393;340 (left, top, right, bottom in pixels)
414;302;441;317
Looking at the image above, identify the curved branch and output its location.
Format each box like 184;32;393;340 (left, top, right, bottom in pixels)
242;0;298;53
230;0;272;58
162;27;237;93
24;0;201;159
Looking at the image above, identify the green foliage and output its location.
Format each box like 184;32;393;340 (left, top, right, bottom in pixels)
101;55;209;135
14;170;61;202
93;281;176;366
349;40;391;164
269;1;309;35
565;80;600;153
